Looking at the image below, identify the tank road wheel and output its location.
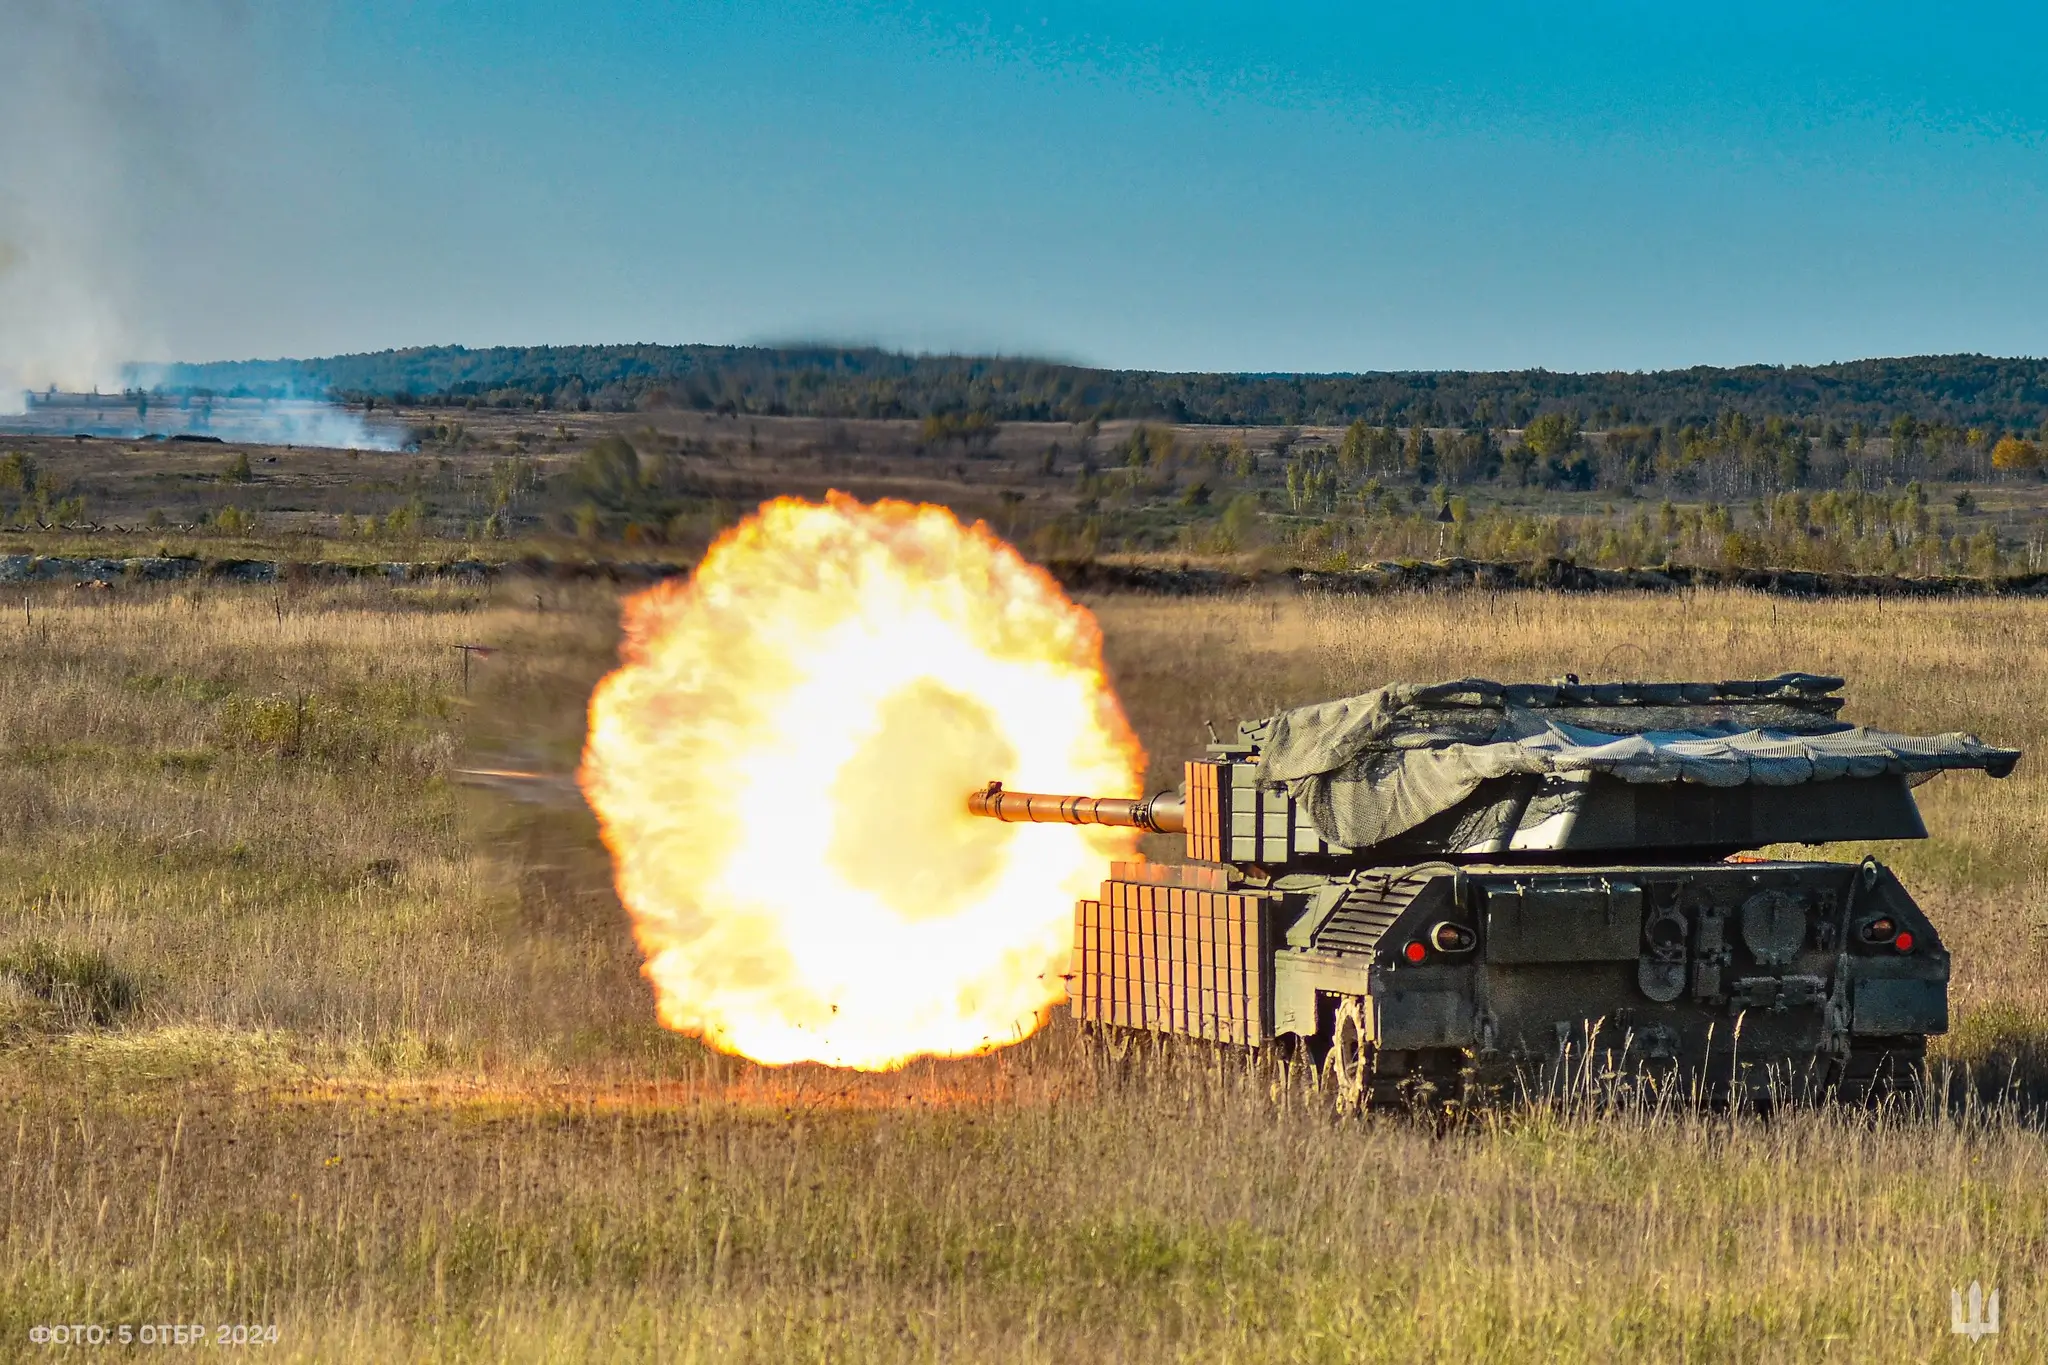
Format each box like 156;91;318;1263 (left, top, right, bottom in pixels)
1078;1021;1136;1077
1323;997;1371;1117
1270;1036;1323;1110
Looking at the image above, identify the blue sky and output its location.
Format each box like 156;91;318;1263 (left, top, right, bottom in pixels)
50;1;2048;372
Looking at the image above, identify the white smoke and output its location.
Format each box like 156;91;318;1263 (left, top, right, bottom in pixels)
0;4;389;449
226;400;405;451
2;391;406;451
0;2;211;411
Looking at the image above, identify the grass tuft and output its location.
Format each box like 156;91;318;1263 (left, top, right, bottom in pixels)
0;939;139;1028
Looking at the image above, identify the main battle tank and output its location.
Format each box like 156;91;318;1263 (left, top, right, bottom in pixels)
970;673;2019;1108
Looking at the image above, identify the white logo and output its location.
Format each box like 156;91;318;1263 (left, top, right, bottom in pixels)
1951;1282;2000;1340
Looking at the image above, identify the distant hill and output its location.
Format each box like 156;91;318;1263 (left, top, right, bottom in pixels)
150;345;2048;430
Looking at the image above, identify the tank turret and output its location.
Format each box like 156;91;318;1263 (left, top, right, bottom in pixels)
969;673;2018;1109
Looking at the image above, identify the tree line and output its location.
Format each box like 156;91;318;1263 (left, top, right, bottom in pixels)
1137;413;2047;510
150;345;2048;430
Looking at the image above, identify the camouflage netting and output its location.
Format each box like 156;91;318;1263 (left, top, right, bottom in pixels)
1250;674;2022;850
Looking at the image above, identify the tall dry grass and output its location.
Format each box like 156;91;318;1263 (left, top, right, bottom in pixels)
0;582;2043;1361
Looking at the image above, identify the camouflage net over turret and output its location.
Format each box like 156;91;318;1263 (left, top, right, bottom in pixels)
1249;674;2020;850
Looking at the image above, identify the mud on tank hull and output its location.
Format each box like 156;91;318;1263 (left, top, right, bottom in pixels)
1070;857;1946;1108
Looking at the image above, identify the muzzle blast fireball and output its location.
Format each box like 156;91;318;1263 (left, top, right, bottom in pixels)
579;494;1144;1071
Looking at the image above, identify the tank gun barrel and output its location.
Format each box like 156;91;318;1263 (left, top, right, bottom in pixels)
968;781;1185;834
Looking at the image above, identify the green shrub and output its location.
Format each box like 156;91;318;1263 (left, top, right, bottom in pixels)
576;436;641;506
218;692;316;756
0;451;37;492
0;942;139;1027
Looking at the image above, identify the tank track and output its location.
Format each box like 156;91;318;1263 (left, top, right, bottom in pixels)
1311;997;1464;1114
1325;1041;1927;1113
1299;1034;1929;1114
1079;1019;1924;1111
1828;1037;1928;1106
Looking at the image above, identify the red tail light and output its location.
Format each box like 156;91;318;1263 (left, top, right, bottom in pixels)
1894;931;1915;953
1403;940;1427;964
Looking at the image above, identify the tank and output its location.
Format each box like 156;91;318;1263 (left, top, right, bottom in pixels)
969;673;2020;1108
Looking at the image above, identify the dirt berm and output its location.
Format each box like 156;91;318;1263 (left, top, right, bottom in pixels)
4;552;2046;599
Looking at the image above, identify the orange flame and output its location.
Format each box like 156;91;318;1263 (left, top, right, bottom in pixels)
579;493;1143;1071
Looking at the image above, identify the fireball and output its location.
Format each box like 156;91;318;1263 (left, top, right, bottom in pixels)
579;493;1143;1070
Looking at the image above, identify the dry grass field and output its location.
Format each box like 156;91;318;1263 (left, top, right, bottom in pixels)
2;580;2045;1361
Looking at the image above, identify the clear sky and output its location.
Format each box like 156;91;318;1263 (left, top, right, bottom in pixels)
8;1;2048;380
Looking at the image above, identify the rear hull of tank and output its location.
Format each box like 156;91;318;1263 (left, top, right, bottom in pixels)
1357;860;1946;1077
1074;857;1948;1107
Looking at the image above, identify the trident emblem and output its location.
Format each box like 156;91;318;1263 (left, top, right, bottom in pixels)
1951;1281;2000;1340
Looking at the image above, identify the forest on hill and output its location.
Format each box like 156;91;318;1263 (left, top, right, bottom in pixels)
151;345;2048;431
